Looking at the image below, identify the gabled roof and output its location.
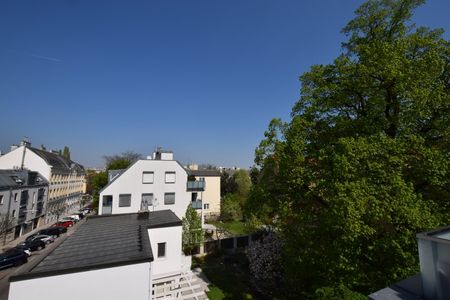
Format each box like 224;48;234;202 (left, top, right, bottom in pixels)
10;210;181;281
28;147;85;174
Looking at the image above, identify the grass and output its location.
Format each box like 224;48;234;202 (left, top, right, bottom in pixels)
194;253;258;300
209;220;247;236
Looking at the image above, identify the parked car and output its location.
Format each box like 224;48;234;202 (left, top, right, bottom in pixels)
62;215;79;223
16;239;46;252
0;249;28;269
53;220;73;228
26;234;55;245
38;226;67;238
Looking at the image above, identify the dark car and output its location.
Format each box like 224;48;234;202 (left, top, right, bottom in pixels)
38;226;67;238
16;239;46;252
0;249;28;269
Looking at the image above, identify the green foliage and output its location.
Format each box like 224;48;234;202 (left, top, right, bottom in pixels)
249;0;449;297
220;172;237;196
233;170;252;198
62;146;71;159
220;194;242;222
103;151;142;171
315;284;366;300
88;171;108;212
182;204;203;254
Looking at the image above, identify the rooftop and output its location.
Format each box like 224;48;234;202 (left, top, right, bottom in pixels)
28;147;85;174
188;169;221;177
10;210;181;281
0;169;48;190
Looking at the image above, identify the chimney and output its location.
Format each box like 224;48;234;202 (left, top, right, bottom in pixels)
137;210;150;220
20;137;31;147
10;144;19;152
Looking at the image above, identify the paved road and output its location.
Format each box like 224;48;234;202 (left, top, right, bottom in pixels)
0;219;85;300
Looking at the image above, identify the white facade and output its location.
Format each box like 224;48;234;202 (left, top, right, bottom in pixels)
9;262;151;300
148;226;183;278
0;145;86;224
99;159;192;219
0;146;51;179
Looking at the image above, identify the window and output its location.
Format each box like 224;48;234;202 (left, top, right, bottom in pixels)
157;242;166;258
119;194;131;207
0;195;3;205
142;172;154;184
164;193;175;205
165;172;176;183
142;193;153;207
12;210;16;218
204;203;209;210
14;193;18;202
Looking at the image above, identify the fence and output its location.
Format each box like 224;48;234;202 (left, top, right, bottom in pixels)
197;232;266;255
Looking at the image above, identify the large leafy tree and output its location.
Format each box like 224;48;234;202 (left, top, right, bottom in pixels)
249;0;449;297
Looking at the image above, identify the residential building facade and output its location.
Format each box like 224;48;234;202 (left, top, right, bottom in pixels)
0;170;49;243
99;150;205;220
0;140;86;224
187;168;221;220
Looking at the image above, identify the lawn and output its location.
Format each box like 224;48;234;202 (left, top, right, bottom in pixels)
194;253;258;300
209;220;247;236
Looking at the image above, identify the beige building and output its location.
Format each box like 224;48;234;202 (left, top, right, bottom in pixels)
0;140;86;224
188;168;221;219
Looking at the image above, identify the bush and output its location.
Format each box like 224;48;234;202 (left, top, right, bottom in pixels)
220;194;242;222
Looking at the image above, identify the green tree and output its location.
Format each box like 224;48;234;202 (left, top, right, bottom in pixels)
220;194;242;222
103;151;142;170
220;171;237;196
233;170;252;199
62;146;71;159
182;204;203;254
250;0;449;297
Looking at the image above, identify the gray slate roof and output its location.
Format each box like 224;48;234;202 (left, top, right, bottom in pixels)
0;169;48;191
188;170;221;177
28;147;85;174
11;210;181;281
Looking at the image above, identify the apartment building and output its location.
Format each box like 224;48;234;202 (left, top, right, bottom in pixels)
99;150;205;220
0;140;86;224
0;170;49;243
187;168;221;220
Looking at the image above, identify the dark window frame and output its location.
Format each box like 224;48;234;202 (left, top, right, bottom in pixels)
118;194;132;207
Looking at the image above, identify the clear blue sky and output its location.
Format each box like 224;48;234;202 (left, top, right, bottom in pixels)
1;0;448;168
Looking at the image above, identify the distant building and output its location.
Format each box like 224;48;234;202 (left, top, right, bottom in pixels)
187;169;221;220
99;149;205;221
0;169;48;243
9;210;206;300
0;140;86;224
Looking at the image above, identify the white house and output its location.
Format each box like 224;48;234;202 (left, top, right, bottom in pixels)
99;150;206;220
9;210;207;300
0;140;86;224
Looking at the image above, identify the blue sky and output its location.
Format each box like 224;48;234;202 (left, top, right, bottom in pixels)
1;0;449;168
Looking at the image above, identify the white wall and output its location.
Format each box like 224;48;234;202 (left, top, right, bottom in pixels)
100;160;190;219
9;262;151;300
148;226;182;278
0;146;51;180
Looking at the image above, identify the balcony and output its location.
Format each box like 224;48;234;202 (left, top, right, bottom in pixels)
191;200;202;210
187;181;205;192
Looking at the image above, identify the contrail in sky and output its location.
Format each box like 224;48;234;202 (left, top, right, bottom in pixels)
30;54;62;62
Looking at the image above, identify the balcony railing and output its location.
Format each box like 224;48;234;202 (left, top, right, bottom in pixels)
191;200;202;210
187;181;205;191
